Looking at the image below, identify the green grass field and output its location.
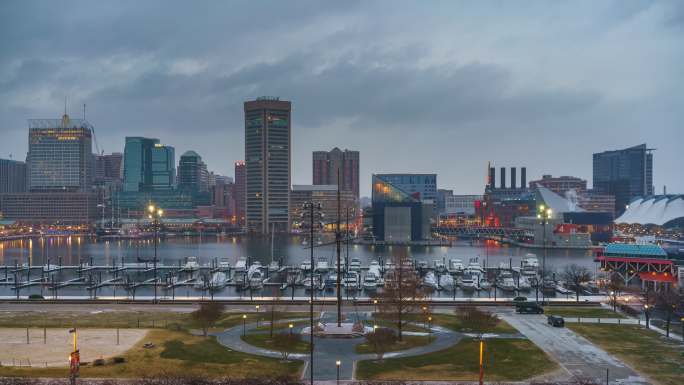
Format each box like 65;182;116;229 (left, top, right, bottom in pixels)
356;337;556;381
241;333;310;353
355;335;433;354
569;324;684;385
372;312;517;334
544;306;626;319
0;329;302;379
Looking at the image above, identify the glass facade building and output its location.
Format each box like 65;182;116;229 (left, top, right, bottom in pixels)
593;144;654;215
0;159;27;193
178;150;209;193
244;97;291;233
373;174;437;203
371;174;431;241
123;137;175;192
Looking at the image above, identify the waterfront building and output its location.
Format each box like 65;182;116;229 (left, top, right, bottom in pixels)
244;97;291;233
178;150;209;193
27;114;93;192
94;153;123;186
290;185;357;231
593;144;654;215
482;165;533;227
0;159;26;193
529;175;587;195
312;148;360;200
374;174;437;204
234;161;246;226
616;195;684;229
371;174;432;242
444;194;483;216
123;137;175;192
0;191;97;225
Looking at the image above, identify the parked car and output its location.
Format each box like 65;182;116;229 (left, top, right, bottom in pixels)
513;296;527;303
547;315;565;327
516;302;544;314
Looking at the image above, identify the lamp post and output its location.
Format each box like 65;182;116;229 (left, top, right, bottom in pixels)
68;328;79;385
302;201;323;385
644;305;650;329
289;323;294;335
255;305;260;328
147;203;164;304
478;337;484;385
537;205;552;304
428;316;433;340
610;291;616;312
242;314;247;336
336;360;341;385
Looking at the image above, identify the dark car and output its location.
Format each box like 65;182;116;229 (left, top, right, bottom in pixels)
547;315;565;327
516;303;544;314
513;296;527;303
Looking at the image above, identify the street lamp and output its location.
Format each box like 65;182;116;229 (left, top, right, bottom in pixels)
644;305;650;329
289;323;294;335
610;291;616;312
537;204;552;304
428;316;433;340
68;328;79;385
302;201;323;385
336;360;341;385
479;337;484;385
147;203;164;303
255;305;260;328
242;314;247;336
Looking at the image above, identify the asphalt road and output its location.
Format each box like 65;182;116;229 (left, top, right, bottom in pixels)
501;313;650;385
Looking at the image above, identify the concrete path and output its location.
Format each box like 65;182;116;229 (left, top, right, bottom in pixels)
216;312;461;381
501;314;650;385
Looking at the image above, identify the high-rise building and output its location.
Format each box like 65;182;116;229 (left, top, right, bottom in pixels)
123;137;175;192
593;144;654;215
0;159;27;193
371;174;432;241
178;151;209;193
312;148;360;200
234;161;246;226
244;97;291;233
94;153;123;186
290;185;357;230
27;114;93;192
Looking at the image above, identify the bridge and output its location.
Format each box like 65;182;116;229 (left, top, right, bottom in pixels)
432;225;529;238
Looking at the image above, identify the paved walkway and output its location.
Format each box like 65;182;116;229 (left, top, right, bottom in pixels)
501;314;650;385
216;311;461;380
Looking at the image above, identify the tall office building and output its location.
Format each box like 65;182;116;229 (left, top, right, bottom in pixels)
374;174;437;203
94;153;123;185
234;161;246;226
593;144;654;215
0;159;27;193
27;114;93;191
123;137;175;192
312;148;360;200
244;97;291;233
178;151;209;193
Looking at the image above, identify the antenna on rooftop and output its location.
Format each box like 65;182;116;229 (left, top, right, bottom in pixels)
83;103;86;120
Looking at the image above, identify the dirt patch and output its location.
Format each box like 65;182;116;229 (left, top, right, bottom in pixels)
0;328;148;367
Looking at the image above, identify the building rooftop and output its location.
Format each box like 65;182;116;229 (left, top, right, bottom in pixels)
615;195;684;227
603;243;668;257
292;184;338;192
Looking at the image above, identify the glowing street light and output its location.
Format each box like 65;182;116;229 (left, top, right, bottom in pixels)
242;314;247;336
479;338;484;385
336;360;341;385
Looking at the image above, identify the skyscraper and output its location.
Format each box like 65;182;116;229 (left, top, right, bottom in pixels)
94;153;123;186
27;113;93;191
244;97;291;233
312;148;360;200
0;159;27;193
234;161;246;226
593;144;654;215
178;150;209;193
123;137;175;192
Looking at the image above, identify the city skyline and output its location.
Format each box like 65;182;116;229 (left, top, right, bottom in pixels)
1;1;683;196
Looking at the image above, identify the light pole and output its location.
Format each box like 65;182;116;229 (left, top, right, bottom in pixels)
336;360;341;385
478;337;484;385
147;203;164;303
537;205;552;304
242;314;247;336
289;323;294;335
610;291;616;312
302;201;322;385
644;305;650;329
68;328;79;385
255;305;260;328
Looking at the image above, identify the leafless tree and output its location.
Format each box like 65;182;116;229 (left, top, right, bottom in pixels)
271;332;302;361
375;251;427;341
656;288;683;337
454;306;499;336
561;264;592;302
364;327;398;361
191;302;224;337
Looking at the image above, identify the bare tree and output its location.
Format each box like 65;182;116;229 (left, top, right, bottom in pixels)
364;327;398;361
656;288;682;337
191;302;224;337
454;306;499;336
376;252;427;341
561;264;592;302
272;332;302;361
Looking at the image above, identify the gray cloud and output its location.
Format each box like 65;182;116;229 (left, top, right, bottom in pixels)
0;0;682;195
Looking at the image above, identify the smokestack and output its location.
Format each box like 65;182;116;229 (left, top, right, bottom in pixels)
500;167;506;189
489;167;496;189
521;167;527;189
510;167;517;189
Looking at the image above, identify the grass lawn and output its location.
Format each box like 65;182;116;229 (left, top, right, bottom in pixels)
373;313;517;334
356;337;556;381
0;329;302;379
544;306;626;319
364;318;429;333
241;333;310;353
568;324;684;385
355;335;433;354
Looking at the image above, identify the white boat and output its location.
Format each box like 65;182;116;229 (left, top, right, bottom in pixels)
383;261;396;271
433;260;447;273
465;258;485;276
218;258;231;270
184;257;200;271
460;274;479;292
324;273;337;290
518;276;532;291
417;260;429;270
349;257;362;272
438;273;455;291
368;261;382;278
362;273;378;292
334;259;346;272
234;257;247;272
268;260;280;272
448;259;464;274
302;275;322;290
478;278;491;291
209;271;228;288
343;272;360;290
300;260;312;271
422;271;439;290
499;276;517;292
521;254;539;276
247;262;264;288
315;259;330;273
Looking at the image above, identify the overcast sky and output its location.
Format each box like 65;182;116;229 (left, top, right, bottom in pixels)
1;1;682;196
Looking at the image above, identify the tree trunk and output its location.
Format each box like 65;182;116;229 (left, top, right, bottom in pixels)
666;314;671;337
